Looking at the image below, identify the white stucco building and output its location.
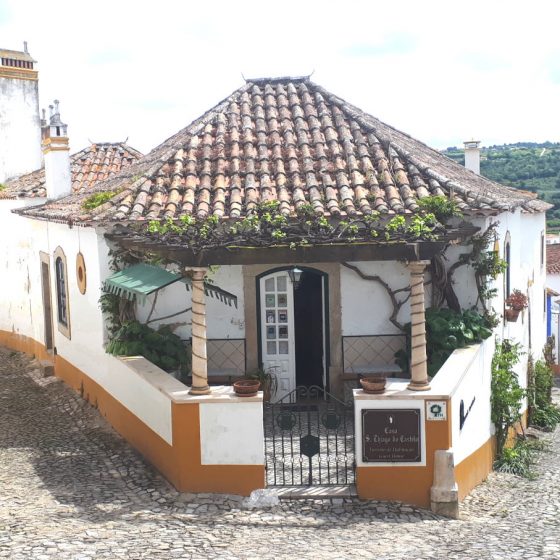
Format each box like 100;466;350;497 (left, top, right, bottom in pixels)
0;59;551;509
0;44;42;183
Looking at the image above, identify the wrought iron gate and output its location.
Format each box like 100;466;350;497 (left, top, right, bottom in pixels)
264;385;355;486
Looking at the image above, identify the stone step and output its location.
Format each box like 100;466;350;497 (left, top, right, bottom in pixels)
273;484;357;500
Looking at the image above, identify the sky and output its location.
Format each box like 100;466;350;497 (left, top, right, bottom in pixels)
1;0;559;156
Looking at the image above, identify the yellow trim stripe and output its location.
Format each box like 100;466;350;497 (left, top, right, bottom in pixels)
42;146;71;154
0;67;38;81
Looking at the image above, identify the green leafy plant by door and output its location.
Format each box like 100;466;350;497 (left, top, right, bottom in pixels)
395;308;493;376
107;320;190;375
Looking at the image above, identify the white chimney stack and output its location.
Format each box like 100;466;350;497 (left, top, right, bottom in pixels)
42;99;72;199
464;140;481;175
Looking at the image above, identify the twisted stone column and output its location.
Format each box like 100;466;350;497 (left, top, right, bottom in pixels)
188;267;211;395
407;261;431;391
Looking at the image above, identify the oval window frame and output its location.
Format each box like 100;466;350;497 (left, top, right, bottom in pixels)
76;252;87;295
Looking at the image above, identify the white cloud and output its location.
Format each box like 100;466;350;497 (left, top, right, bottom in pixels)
1;0;559;154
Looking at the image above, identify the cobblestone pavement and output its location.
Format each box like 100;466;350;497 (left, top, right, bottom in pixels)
0;346;559;560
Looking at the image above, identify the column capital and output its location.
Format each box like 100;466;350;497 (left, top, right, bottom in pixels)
184;267;208;281
408;260;430;273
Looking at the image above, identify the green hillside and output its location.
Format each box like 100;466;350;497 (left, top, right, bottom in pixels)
442;142;560;229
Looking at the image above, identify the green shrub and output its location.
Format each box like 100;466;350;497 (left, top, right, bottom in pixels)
531;404;560;431
491;340;525;456
494;437;540;479
106;320;190;375
528;357;560;430
534;359;554;407
395;308;493;376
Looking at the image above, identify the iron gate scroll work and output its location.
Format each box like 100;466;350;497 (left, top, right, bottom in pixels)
264;386;355;486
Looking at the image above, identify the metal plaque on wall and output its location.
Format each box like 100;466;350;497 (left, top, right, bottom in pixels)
361;409;421;463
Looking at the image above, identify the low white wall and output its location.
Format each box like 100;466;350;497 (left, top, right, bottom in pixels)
432;338;495;466
199;402;264;465
107;356;175;444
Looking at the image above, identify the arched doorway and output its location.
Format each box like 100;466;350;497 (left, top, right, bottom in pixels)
257;267;329;401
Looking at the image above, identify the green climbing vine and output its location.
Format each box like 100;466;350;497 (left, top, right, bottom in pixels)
437;221;506;322
143;200;445;252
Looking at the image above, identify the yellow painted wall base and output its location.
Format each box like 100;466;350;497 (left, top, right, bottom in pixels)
0;330;264;496
455;437;495;501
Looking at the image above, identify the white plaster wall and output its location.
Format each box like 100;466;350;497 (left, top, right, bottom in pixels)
39;223;107;364
340;261;411;335
490;211;547;387
433;338;495;466
199;401;264;465
0;200;47;343
354;398;426;467
0;76;42;182
443;215;487;311
135;265;246;340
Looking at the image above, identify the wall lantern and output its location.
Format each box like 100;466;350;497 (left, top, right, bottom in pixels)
288;267;303;289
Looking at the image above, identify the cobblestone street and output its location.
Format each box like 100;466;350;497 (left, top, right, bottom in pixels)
0;346;558;560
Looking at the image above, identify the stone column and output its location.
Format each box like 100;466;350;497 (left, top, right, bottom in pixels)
407;261;431;391
188;267;211;395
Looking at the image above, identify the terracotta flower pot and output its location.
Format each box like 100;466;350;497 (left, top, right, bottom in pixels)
360;376;387;394
505;308;520;322
233;379;261;397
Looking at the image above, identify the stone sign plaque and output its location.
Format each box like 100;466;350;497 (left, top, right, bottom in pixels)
361;409;421;463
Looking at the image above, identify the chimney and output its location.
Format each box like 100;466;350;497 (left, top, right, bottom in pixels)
42;100;72;199
463;140;481;175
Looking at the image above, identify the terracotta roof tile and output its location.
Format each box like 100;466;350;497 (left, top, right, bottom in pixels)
18;77;551;223
1;142;142;200
547;243;560;275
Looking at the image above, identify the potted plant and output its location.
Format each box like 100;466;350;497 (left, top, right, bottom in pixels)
233;378;261;397
360;374;387;394
245;366;278;401
505;289;528;322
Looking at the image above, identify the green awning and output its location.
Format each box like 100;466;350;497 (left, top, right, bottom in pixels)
102;263;237;307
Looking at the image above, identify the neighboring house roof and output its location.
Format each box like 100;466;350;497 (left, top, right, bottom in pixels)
0;48;35;63
547;243;560;274
19;77;551;224
1;142;143;200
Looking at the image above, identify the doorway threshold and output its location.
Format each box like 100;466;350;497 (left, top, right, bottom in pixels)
272;484;357;500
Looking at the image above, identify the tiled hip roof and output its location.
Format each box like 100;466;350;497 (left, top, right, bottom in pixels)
18;77;550;223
